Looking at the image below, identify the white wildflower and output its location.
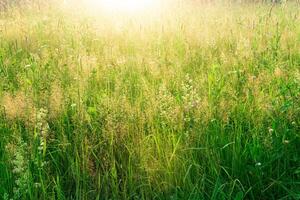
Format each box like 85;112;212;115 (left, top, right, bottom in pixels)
255;162;262;167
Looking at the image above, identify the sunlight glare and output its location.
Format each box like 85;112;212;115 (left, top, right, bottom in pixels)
88;0;160;14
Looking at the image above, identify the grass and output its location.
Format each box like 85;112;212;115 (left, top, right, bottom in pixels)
0;1;299;199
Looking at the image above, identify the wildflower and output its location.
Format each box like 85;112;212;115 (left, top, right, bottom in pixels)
255;162;262;167
3;193;9;200
36;108;49;138
156;85;177;125
35;108;49;168
181;74;201;126
283;140;290;144
268;128;274;134
34;183;41;188
182;75;200;112
11;140;29;199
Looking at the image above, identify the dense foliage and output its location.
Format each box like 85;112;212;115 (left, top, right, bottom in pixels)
0;1;299;199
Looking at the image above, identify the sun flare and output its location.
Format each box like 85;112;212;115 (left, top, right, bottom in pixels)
87;0;160;14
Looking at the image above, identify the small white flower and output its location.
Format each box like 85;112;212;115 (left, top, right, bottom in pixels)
255;162;262;166
34;183;41;188
283;140;290;144
71;103;77;108
268;128;274;134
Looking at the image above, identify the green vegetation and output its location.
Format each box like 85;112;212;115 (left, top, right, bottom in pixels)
0;1;299;199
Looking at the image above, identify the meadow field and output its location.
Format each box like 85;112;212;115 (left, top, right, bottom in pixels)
0;0;299;199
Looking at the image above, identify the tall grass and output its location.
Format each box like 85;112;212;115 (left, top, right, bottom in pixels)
0;1;299;199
